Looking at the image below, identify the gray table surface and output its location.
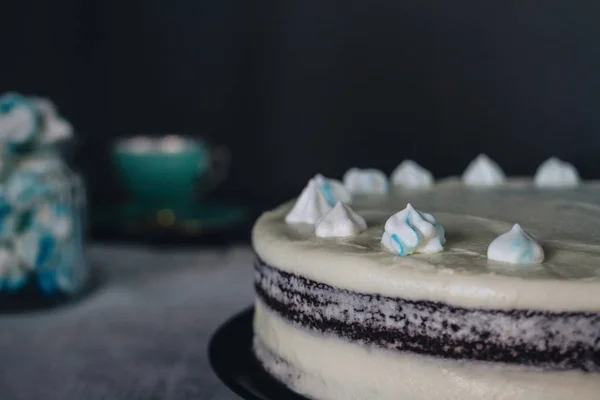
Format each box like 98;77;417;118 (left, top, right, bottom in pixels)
0;244;254;400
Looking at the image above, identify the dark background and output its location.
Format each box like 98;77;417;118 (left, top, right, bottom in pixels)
2;0;600;214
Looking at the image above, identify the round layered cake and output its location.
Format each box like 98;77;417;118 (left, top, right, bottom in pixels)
252;178;600;400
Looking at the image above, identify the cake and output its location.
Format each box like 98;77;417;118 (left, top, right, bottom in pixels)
251;159;600;400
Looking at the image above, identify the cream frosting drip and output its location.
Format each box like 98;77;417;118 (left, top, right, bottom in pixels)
253;180;600;311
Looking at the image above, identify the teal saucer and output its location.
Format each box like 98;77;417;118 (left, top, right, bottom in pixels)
91;201;248;241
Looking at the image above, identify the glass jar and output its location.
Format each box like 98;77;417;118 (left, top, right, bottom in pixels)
0;153;88;310
0;93;88;311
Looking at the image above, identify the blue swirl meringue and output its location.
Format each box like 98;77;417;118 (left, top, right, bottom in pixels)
381;203;446;256
286;174;352;224
313;174;351;206
0;92;40;147
487;224;544;264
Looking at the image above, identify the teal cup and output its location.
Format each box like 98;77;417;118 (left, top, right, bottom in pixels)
113;135;229;209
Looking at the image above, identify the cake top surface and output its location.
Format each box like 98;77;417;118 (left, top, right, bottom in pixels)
253;179;600;311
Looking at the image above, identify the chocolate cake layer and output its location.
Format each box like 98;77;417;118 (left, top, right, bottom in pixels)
255;258;600;372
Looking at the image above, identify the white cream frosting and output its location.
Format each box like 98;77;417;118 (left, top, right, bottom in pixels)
390;160;434;189
534;157;580;188
462;154;506;187
253;180;600;311
254;301;600;400
285;179;332;224
315;201;366;238
381;203;445;255
487;224;544;265
343;168;388;194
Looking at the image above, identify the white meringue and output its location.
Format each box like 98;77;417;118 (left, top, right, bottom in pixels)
313;174;352;205
285;174;351;224
534;157;580;188
487;224;544;264
285;179;332;224
315;202;367;238
343;168;388;194
381;203;445;256
462;154;506;187
390;160;434;189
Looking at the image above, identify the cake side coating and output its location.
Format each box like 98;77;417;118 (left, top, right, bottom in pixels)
252;181;600;311
253;300;600;400
255;258;600;371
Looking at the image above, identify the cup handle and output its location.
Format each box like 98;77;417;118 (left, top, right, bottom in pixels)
202;145;230;191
